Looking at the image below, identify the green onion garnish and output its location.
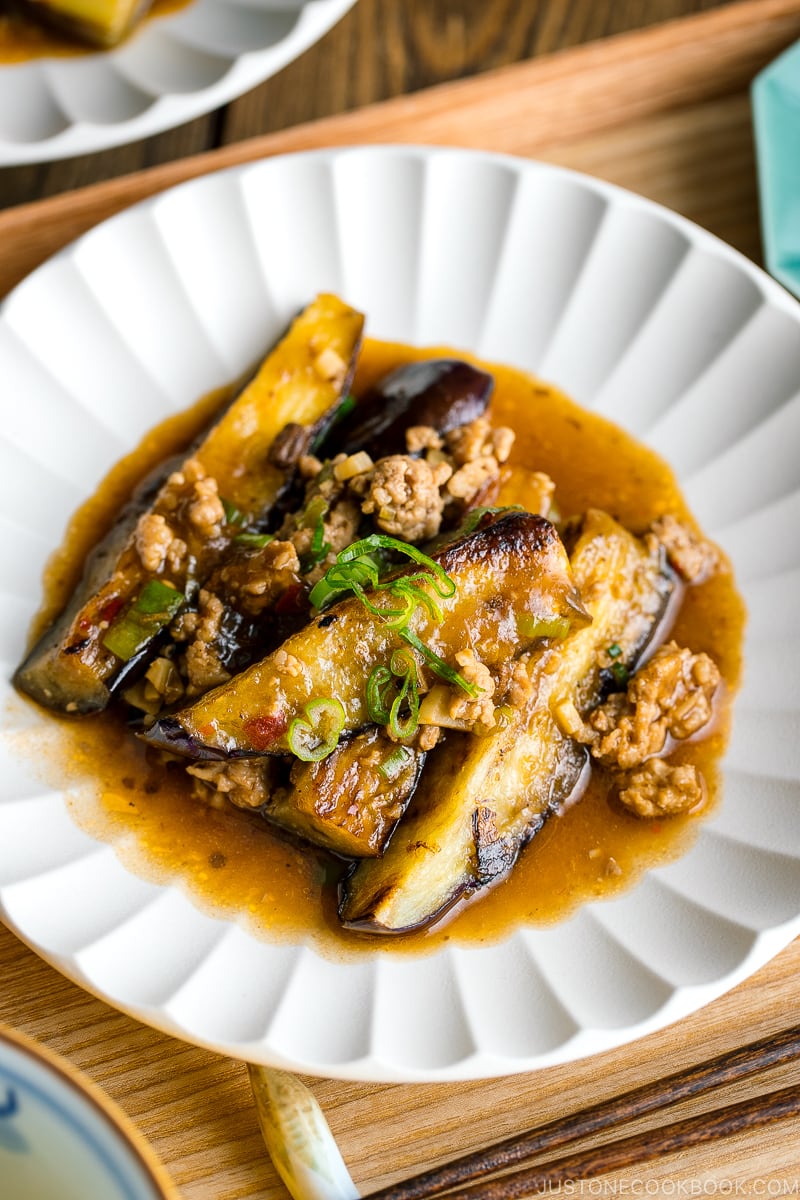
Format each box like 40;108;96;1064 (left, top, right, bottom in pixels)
400;629;480;697
367;650;422;738
610;662;629;687
366;665;393;724
378;745;414;781
607;642;622;659
102;580;184;662
299;494;328;531
221;497;246;527
460;505;523;535
234;532;275;548
287;698;346;762
310;535;455;613
516;614;572;640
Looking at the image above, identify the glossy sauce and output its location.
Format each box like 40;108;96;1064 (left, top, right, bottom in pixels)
22;339;746;960
0;0;189;62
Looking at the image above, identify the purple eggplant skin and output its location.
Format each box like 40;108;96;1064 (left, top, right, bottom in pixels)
330;359;494;460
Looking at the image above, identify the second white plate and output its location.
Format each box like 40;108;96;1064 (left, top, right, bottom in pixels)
0;0;355;164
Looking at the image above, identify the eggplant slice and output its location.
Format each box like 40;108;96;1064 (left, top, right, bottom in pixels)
264;727;426;858
14;295;364;714
144;512;588;760
331;359;493;460
339;509;676;934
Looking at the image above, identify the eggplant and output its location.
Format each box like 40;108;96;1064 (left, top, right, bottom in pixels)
264;728;426;858
144;512;589;760
338;509;676;934
14;295;364;715
330;359;493;460
20;0;152;46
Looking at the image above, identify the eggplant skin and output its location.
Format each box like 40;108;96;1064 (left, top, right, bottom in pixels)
142;511;588;760
331;359;493;459
338;510;675;935
14;294;364;716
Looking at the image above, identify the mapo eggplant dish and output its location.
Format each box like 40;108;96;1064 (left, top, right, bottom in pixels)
14;294;743;940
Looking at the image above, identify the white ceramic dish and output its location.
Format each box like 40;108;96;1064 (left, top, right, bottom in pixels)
1;146;799;1083
0;0;355;165
0;1023;177;1199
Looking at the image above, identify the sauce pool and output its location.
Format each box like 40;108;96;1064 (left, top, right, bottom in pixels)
18;338;746;960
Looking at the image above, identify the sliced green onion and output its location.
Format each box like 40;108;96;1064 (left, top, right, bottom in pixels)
460;504;523;535
287;698;346;762
399;628;480;697
299;494;329;531
337;393;357;421
516;614;572;640
102;580;184;662
221;497;246;527
366;665;393;724
607;642;622;659
389;683;419;739
339;534;456;600
234;531;275;548
610;662;630;688
308;553;382;610
378;745;414;781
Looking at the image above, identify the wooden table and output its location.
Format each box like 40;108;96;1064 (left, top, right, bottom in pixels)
0;0;737;209
3;1;800;1196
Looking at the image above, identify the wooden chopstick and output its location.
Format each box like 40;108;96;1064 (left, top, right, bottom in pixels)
364;1026;800;1200
431;1083;800;1199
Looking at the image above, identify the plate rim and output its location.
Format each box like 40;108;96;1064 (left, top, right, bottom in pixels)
0;0;356;165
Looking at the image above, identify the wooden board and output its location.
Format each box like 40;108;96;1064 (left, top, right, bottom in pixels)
3;2;800;1195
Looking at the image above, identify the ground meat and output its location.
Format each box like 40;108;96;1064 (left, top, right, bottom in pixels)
299;454;324;479
134;513;185;573
273;649;305;678
187;759;271;810
445;417;515;465
177;589;230;696
218;539;300;615
618;758;704;818
447;455;501;502
587;642;721;770
649;514;719;583
416;725;442;751
447;649;496;728
323;497;362;555
187;475;225;538
361;455;452;542
406;425;443;453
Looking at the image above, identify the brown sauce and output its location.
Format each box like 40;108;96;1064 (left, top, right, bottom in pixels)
0;0;190;63
21;338;746;960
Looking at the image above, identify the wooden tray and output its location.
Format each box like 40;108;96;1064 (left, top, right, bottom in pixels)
3;2;800;1195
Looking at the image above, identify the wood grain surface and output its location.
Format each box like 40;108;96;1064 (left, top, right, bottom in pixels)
0;0;738;210
3;2;800;1197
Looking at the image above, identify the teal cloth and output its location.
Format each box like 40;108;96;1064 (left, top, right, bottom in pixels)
752;39;800;299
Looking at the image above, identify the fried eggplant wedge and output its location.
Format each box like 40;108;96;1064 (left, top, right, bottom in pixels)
332;358;493;459
266;729;426;858
339;509;676;934
14;295;364;714
144;512;588;759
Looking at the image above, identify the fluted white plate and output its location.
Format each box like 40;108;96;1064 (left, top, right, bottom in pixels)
0;0;354;164
2;147;800;1083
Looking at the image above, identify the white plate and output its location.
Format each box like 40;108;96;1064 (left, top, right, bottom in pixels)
2;146;800;1083
0;0;355;165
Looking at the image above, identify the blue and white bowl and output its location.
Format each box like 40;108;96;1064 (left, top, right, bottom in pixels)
0;1023;177;1200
